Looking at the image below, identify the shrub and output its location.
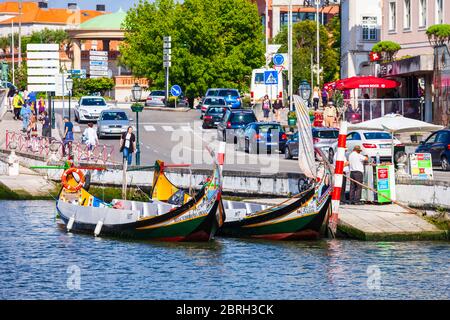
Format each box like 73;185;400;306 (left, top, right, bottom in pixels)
372;41;402;62
426;24;450;46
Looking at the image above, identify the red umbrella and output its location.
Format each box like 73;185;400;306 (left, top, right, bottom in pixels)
323;81;337;91
335;76;400;90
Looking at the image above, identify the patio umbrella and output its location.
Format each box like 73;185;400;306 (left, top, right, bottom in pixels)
335;76;401;90
348;114;444;163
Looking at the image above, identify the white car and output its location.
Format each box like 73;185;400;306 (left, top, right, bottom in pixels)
145;90;165;107
74;96;109;123
346;130;402;162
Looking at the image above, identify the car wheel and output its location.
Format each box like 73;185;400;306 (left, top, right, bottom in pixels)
202;123;207;129
285;147;292;159
249;141;258;154
74;113;79;123
223;131;226;142
441;156;450;171
244;140;249;153
328;148;335;164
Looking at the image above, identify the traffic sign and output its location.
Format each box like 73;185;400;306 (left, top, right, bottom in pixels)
264;70;278;85
273;54;285;66
90;50;108;56
27;43;59;92
171;85;182;96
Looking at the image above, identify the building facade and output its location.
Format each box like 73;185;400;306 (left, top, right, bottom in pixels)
340;0;382;79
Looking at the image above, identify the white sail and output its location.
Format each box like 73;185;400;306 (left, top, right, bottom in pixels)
293;95;316;179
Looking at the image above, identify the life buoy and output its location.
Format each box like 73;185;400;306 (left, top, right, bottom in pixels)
61;168;85;192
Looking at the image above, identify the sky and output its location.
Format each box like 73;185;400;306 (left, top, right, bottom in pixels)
22;0;144;12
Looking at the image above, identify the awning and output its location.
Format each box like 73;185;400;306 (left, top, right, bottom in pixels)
335;76;401;90
323;81;337;91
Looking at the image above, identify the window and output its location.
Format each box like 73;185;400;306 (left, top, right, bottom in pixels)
389;2;397;31
362;16;378;41
436;0;444;24
419;0;427;27
255;73;264;84
363;132;392;140
404;0;411;30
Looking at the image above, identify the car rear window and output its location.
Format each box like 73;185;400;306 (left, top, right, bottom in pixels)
206;89;219;96
364;132;392;140
218;89;239;97
81;98;106;106
101;112;128;121
313;130;339;139
257;125;284;133
204;98;226;105
230;112;256;123
151;91;165;96
206;107;225;114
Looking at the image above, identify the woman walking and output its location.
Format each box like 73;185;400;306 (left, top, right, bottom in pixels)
62;117;74;158
262;95;272;120
120;126;136;166
312;87;320;110
82;122;99;159
20;102;32;132
37;97;46;116
27;115;39;151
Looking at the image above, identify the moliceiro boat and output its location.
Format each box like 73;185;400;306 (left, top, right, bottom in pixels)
55;148;224;242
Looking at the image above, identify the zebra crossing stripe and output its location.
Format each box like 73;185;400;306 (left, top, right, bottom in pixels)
144;125;156;132
181;126;193;132
162;126;174;132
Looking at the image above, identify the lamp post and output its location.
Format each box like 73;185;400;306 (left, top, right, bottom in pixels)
65;77;73;122
131;82;143;166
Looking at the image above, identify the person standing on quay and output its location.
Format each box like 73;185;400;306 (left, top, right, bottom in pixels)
348;145;368;205
120;126;136;166
62;117;74;158
40;111;51;138
323;101;337;128
83;122;99;159
20;102;32;132
12;91;24;120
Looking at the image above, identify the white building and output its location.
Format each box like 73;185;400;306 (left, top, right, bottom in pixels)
340;0;382;78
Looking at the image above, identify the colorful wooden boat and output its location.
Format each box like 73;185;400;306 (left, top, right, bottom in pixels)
55;153;224;242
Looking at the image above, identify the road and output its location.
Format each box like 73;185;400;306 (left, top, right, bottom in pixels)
53;103;300;174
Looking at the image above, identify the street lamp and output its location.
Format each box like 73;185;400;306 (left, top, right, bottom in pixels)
298;80;312;101
130;82;143;166
65;77;73;122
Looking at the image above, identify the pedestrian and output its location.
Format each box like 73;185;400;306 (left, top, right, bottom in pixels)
312;87;320;110
27;115;39;151
12;91;24;120
273;98;283;122
82;122;99;159
62;117;74;158
7;86;15;112
348;145;368;205
262;94;272;120
120;126;136;166
40;111;51;138
37;97;46;116
323;101;337;127
20;102;32;132
321;88;328;106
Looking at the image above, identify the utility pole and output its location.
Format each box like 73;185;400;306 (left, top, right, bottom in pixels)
288;0;293;111
18;0;22;68
265;0;269;68
163;36;171;107
11;18;14;86
316;0;320;87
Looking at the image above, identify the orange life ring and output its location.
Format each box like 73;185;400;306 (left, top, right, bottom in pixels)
61;168;85;192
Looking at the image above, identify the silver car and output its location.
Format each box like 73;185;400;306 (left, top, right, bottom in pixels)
74;96;109;123
97;109;131;139
145;90;166;107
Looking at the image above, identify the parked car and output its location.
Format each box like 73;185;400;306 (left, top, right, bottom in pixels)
202;106;229;129
284;128;339;163
74;96;109;123
346;130;402;162
237;122;287;154
145;90;166;107
200;97;227;118
217;109;257;144
97;109;131;139
415;129;450;171
206;88;242;108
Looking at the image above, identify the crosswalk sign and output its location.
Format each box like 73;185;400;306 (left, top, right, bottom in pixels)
264;70;278;85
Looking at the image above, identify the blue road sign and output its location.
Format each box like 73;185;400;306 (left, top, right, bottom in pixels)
273;54;284;66
264;70;278;85
171;84;182;96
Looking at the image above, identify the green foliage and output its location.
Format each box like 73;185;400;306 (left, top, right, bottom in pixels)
120;0;265;98
426;24;450;46
372;41;401;62
73;78;115;97
0;29;69;54
272;19;340;87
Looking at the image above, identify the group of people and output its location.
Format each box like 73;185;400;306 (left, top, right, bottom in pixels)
261;95;284;122
9;89;52;139
312;86;340;128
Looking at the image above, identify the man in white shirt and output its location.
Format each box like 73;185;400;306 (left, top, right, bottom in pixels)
82;122;99;159
348;145;368;205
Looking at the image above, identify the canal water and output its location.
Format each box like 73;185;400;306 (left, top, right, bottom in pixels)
1;201;448;300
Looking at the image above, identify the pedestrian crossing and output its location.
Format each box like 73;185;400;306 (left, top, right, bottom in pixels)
143;124;214;133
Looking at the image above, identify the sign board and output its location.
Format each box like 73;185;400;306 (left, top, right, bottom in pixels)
171;85;182;97
273;53;285;66
89;50;108;56
369;51;381;62
163;61;172;68
55;73;70;97
69;69;86;79
27;43;60;92
89;51;109;78
89;55;108;62
89;60;108;67
409;153;433;180
264;70;278;85
375;165;396;203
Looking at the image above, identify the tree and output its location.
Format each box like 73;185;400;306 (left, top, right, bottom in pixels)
272;19;340;88
372;40;401;62
120;0;265;98
426;24;450;46
73;78;114;97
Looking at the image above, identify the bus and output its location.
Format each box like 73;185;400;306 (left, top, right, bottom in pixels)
250;68;286;106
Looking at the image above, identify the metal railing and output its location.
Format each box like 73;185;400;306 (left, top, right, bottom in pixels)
341;98;423;123
4;130;116;164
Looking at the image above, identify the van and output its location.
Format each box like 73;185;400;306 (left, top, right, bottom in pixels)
250;68;286;105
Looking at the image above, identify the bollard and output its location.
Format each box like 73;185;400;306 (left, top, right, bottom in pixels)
7;150;19;176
